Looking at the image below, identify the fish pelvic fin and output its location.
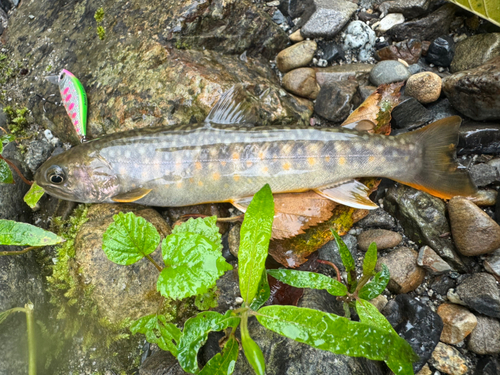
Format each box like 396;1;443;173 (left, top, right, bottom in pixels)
396;116;477;199
112;188;153;203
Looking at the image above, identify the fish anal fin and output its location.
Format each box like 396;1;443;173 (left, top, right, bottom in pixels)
112;188;153;203
315;181;378;210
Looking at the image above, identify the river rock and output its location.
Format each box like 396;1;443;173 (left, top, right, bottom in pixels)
357;229;402;251
451;33;500;73
343;20;376;62
437;303;477;344
318;41;345;63
467;315;500;355
456;273;500;318
391;96;432;130
314;80;360;122
378;0;436;19
474;357;500;375
356;208;396;230
282;67;320;99
386;4;456;42
278;0;315;19
318;233;357;273
404;72;442;104
458;121;500;155
448;197;500;256
443;56;500;121
289;29;304;43
417;246;452;275
484;248;500;279
426;35;455;67
372;13;404;33
74;204;171;325
315;63;373;86
376;247;425;294
429;342;470;375
469;163;499;187
300;0;358;39
369;60;411;86
375;39;422;65
384;184;464;271
276;40;317;73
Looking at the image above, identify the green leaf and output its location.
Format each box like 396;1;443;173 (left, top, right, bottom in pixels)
158;232;232;300
267;269;347;297
447;0;500;27
173;216;220;244
356;299;417;375
257;306;417;371
0;159;13;184
362;242;377;278
130;314;181;356
177;311;240;374
0;308;19;325
331;230;356;287
241;330;265;375
102;212;160;265
239;184;274;305
23;182;45;209
249;272;270;311
0;134;15;154
199;336;239;375
359;264;390;300
0;219;64;246
195;286;219;311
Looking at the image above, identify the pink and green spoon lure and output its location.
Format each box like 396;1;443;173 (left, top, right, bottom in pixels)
46;69;88;141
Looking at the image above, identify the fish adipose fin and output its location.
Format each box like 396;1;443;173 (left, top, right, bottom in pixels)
314;181;378;210
396;116;477;199
205;84;259;126
112;188;153;203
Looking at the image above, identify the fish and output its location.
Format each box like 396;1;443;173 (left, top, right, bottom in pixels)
46;69;88;141
34;88;476;210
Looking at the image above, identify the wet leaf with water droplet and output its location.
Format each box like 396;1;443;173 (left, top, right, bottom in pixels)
130;314;181;357
199;336;239;375
249;271;271;311
362;242;377;278
359;264;390;300
267;269;347;296
0;219;63;246
0;159;13;184
23;181;45;208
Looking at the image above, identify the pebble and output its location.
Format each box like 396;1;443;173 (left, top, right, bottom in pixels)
375;39;422;65
448;197;500;256
357;229;402;251
282;67;320;99
318;40;345;63
314;80;360;122
429;342;470;375
484;248;500;279
356;208;396;230
278;0;312;19
369;60;411;86
443;56;500;121
467;315;500;355
378;0;434;19
315;63;373;85
342;20;376;62
456;273;500;318
289;29;304;42
276;40;317;73
391;96;432;131
417;246;452;275
426;35;455;67
469;163;499;187
376;247;425;294
415;364;432;375
300;0;357;39
404;72;442;104
271;9;287;25
458;121;500;155
24;138;55;174
437;303;477;345
369;294;388;312
451;33;500;73
372;13;404;33
431;274;456;295
466;189;497;207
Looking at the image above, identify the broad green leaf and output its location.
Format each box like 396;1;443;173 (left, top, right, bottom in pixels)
359;264;390;300
102;212;160;265
130;314;181;356
239;184;274;305
249;271;270;311
0;134;15;154
0;219;63;246
331;230;356;287
195;286;219;311
173;216;220;244
158;232;232;299
199;336;239;375
447;0;500;27
177;311;240;374
362;242;377;278
257;306;417;370
267;269;347;297
241;330;265;375
0;159;13;184
23;182;45;209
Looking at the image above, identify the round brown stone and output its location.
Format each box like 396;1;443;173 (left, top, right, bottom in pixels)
282;68;320;99
405;71;442;104
376;247;425;294
276;40;317;73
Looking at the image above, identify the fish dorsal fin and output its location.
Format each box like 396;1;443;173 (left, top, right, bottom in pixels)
230;196;254;213
314;180;378;209
205;84;259;126
342;120;375;132
112;188;152;203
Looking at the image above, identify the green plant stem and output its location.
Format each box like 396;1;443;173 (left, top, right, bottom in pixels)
0;246;38;257
145;254;163;272
25;303;36;375
0;154;33;185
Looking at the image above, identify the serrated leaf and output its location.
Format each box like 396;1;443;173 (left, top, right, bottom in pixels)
173;216;221;244
102;212;160;265
241;330;265;375
362;242;378;278
195;286;219;311
200;336;239;375
0;219;63;246
359;264;390;300
448;0;500;27
239;184;274;305
177;311;240;374
23;182;45;209
267;269;347;297
331;230;356;288
130;314;181;356
158;232;232;299
0;159;13;184
249;272;270;311
256;305;417;371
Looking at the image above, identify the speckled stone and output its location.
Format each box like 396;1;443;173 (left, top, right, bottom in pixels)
451;33;500;73
276;40;317;73
357;229;402;251
429;342;470;375
376;247;425;294
437;303;477;345
300;0;358;39
467;315;500;355
404;72;442;104
417;246;452;275
282;67;320;99
456;273;500;318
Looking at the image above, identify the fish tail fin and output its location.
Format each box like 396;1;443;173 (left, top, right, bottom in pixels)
395;116;477;199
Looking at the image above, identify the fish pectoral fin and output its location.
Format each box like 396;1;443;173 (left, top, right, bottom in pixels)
111;188;153;203
314;180;378;210
230;196;254;213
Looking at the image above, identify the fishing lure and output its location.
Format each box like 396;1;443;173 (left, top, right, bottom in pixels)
46;69;88;141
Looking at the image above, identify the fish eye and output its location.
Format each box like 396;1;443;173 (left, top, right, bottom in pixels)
46;165;66;185
59;72;66;80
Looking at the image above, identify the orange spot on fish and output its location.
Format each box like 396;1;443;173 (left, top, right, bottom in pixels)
258;152;265;160
283;162;291;170
233;174;240;182
368;156;375;163
221;161;227;167
195;161;202;170
198;181;203;186
325;156;331;162
189;178;195;184
262;166;268;173
213;172;221;181
246;160;253;167
339;157;346;165
176;181;183;188
307;157;316;166
232;152;240;161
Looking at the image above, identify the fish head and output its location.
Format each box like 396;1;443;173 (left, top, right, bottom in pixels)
35;146;120;203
